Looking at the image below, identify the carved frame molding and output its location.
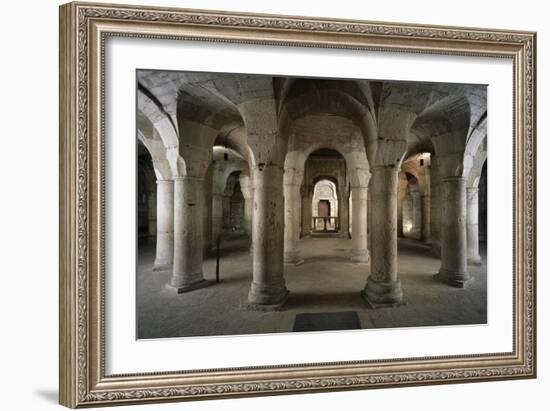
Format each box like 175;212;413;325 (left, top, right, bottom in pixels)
59;2;536;408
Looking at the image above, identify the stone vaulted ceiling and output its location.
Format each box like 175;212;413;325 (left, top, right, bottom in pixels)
137;70;487;169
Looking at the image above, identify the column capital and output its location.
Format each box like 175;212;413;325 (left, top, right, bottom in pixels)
173;175;203;182
440;175;467;183
156;179;173;185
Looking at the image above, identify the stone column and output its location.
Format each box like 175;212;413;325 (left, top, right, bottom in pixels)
434;177;471;287
350;186;369;263
410;189;422;239
170;176;208;292
362;166;403;306
284;183;303;264
467;187;482;265
248;164;289;306
301;186;312;238
153;180;173;272
339;188;350;237
430;158;442;256
240;175;253;237
367;189;372;251
203;169;213;254
147;191;157;238
422;192;431;243
397;174;407;238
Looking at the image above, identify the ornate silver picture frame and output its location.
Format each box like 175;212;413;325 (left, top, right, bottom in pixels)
59;1;536;408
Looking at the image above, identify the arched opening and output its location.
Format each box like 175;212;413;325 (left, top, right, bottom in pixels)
312;179;338;232
223;171;245;232
402;173;422;239
479;160;488;245
397;153;431;242
137;141;157;243
302;148;347;236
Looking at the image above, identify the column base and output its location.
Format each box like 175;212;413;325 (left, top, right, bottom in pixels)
284;251;304;265
350;249;370;263
434;269;473;288
152;262;172;272
361;278;403;307
247;281;289;308
468;254;482;266
166;278;208;294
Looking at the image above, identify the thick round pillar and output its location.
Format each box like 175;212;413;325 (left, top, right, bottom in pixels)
147;192;157;238
248;165;289;307
240;175;254;237
410;189;422;239
284;183;303;264
339;189;350;237
430;158;442;256
301;188;312;237
153;180;173;271
422;193;431;243
434;177;471;287
467;187;482;265
362;166;403;307
170;176;208;293
350;186;369;263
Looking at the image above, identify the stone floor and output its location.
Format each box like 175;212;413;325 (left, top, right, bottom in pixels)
137;233;487;339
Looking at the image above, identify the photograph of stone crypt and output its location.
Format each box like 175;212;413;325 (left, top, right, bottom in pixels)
136;70;487;339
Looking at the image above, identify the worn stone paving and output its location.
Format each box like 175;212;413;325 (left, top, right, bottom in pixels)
137;233;487;339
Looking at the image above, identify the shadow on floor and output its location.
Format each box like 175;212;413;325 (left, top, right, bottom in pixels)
397;238;438;258
298;255;352;265
34;389;58;404
293;311;362;332
400;272;440;285
284;291;364;309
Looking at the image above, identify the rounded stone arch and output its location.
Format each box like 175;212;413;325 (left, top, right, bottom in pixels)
286;142;369;190
401;172;422;239
465;116;488;186
137;109;176;180
311;174;340;200
304;148;348;186
467;142;487;189
224;170;242;195
411;93;482;178
137;141;158;239
311;177;339;230
137;87;185;178
400;153;431;195
311;175;339;205
221;170;246;230
279;81;376;156
212;146;249;193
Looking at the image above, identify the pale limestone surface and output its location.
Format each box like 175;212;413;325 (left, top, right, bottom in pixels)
137;234;487;338
136;72;488;308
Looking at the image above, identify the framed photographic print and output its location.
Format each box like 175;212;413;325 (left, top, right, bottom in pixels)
59;1;537;408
